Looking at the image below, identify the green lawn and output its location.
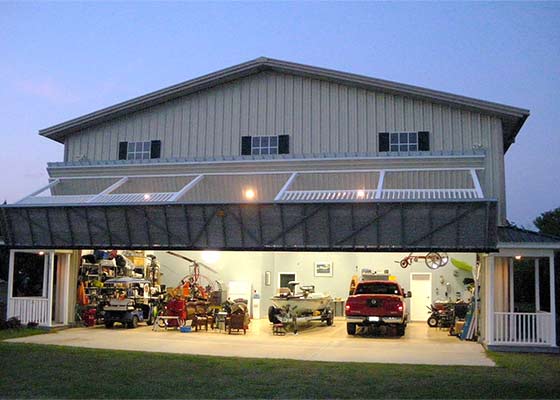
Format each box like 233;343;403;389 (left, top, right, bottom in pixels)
0;329;558;399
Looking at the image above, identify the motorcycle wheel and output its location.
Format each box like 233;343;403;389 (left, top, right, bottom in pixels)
427;316;439;328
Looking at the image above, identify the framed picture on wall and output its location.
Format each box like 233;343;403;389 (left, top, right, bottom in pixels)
314;261;333;277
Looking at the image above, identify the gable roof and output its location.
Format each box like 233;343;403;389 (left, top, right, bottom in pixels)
39;57;530;152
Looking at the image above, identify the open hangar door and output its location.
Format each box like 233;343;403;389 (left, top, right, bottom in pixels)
68;248;475;333
153;249;476;331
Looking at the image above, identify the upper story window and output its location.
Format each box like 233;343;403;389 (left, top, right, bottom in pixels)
378;131;430;153
118;140;161;160
241;135;290;156
128;141;151;160
252;136;278;155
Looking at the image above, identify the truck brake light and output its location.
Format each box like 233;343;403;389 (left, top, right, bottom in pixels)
398;304;403;312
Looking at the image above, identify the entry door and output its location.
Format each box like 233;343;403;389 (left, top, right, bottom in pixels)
410;273;432;321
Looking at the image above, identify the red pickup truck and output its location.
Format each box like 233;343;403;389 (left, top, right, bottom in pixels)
345;280;411;336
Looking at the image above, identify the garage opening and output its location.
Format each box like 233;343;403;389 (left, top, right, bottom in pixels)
6;246;478;344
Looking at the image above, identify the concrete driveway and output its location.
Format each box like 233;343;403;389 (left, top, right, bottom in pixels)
8;319;494;366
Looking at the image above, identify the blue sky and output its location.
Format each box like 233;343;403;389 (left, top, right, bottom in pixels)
0;1;558;228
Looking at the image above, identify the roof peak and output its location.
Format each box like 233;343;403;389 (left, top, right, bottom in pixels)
39;57;530;148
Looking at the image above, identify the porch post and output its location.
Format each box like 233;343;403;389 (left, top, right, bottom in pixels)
535;259;540;312
46;251;55;327
486;255;495;345
63;254;70;325
7;250;14;318
549;254;556;346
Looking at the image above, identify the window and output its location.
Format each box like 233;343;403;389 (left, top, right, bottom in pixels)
355;283;400;295
391;132;418;152
128;141;151;160
279;273;296;289
118;140;161;160
252;136;278;155
241;135;290;155
13;252;46;297
378;131;430;152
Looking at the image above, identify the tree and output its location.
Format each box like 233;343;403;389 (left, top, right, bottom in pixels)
534;207;560;237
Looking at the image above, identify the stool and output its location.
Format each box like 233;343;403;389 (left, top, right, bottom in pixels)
193;315;208;331
272;323;286;336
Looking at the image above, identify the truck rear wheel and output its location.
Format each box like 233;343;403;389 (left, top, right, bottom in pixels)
397;324;406;336
346;323;356;335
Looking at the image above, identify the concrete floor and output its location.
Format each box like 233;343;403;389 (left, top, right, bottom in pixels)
8;318;494;366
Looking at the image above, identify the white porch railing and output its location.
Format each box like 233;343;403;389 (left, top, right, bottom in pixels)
18;195;95;205
493;312;553;346
379;188;479;200
93;192;176;203
7;298;50;326
281;189;377;202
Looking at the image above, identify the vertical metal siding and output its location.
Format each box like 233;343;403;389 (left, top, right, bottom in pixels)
383;170;473;190
63;70;504;217
179;173;291;203
52;177;119;196
290;172;380;191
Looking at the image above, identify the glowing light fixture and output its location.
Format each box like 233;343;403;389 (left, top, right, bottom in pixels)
201;250;220;264
38;251;45;256
356;189;365;199
244;188;256;200
143;194;151;200
515;255;522;260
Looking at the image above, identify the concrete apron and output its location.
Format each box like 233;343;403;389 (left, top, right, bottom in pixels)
7;319;494;367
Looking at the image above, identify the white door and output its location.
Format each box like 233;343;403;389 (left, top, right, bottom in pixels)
410;273;432;321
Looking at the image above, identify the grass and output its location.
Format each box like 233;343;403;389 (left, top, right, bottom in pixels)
0;331;559;399
0;327;50;341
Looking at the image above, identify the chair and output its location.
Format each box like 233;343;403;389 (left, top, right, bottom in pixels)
192;314;209;331
228;312;246;335
272;323;286;336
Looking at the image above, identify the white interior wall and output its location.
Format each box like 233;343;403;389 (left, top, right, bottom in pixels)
153;250;475;318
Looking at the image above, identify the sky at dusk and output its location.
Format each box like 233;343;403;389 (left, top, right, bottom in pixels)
0;2;558;228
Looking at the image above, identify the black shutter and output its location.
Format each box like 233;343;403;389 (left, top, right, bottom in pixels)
118;141;128;160
241;136;252;155
378;132;389;152
150;140;161;159
278;135;290;154
418;131;430;151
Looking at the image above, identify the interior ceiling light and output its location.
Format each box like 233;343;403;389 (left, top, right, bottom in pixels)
244;188;256;200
